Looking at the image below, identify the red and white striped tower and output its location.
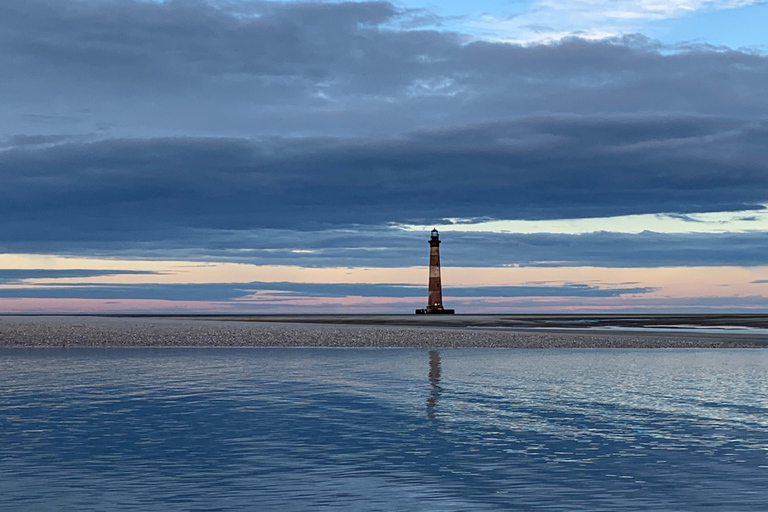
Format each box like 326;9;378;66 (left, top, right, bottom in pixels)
416;229;455;314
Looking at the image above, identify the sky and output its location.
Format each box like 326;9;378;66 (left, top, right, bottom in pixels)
0;0;767;313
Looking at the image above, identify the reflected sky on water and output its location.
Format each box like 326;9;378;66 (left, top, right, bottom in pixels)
1;348;768;511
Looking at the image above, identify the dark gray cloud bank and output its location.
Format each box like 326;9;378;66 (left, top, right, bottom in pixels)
2;118;766;267
1;0;767;269
2;0;765;138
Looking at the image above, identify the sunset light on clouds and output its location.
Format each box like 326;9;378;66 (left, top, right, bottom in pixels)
0;0;766;313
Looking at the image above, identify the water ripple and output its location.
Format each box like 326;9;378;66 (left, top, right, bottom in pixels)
1;348;767;510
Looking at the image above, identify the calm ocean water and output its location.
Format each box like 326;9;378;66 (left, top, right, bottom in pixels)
1;348;767;511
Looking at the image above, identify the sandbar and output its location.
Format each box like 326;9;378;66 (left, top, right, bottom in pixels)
1;315;767;348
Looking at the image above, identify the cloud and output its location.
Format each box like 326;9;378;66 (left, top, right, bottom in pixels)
473;0;763;42
1;134;75;148
449;231;768;267
3;225;768;269
0;269;160;284
0;114;765;259
0;281;653;300
0;1;766;277
0;1;765;140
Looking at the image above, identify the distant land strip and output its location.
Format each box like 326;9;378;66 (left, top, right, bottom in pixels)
1;315;768;348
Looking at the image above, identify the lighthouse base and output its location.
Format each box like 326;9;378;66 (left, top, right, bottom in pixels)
415;308;455;314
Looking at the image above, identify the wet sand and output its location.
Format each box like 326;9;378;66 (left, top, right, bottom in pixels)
1;315;767;348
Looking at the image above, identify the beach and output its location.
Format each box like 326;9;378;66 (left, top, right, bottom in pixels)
1;315;767;348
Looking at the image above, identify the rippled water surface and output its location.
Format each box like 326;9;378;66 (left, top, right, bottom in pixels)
2;348;768;511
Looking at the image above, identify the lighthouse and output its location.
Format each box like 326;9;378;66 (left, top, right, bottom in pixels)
416;229;455;314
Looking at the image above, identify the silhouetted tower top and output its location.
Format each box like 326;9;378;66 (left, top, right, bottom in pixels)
430;228;440;246
416;229;455;314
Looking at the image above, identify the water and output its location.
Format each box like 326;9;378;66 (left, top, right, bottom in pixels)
1;348;767;511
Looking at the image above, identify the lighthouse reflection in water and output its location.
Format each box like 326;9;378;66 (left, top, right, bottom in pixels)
427;350;442;419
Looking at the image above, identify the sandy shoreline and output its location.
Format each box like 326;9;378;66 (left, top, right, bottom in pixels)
1;315;767;348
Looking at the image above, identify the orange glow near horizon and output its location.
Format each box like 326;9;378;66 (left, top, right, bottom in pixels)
2;253;768;313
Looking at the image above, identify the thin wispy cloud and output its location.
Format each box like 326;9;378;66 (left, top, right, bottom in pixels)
472;0;762;42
